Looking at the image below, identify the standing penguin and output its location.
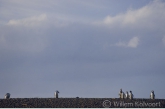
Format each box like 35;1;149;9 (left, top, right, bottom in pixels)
129;91;133;100
54;90;59;98
150;90;155;99
125;91;129;99
5;93;10;99
119;89;122;98
119;89;125;99
121;91;125;99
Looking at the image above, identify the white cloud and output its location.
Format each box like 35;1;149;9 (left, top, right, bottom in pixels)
94;0;165;29
7;14;47;27
6;13;70;28
127;37;139;48
115;37;139;48
3;14;48;53
115;41;127;47
103;15;123;26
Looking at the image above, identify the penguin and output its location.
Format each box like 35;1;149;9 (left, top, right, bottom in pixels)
129;91;133;100
5;93;10;99
125;91;129;99
150;90;155;99
54;90;59;98
119;89;122;98
119;89;124;99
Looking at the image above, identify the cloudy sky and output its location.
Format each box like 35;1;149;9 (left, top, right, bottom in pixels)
0;0;165;99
